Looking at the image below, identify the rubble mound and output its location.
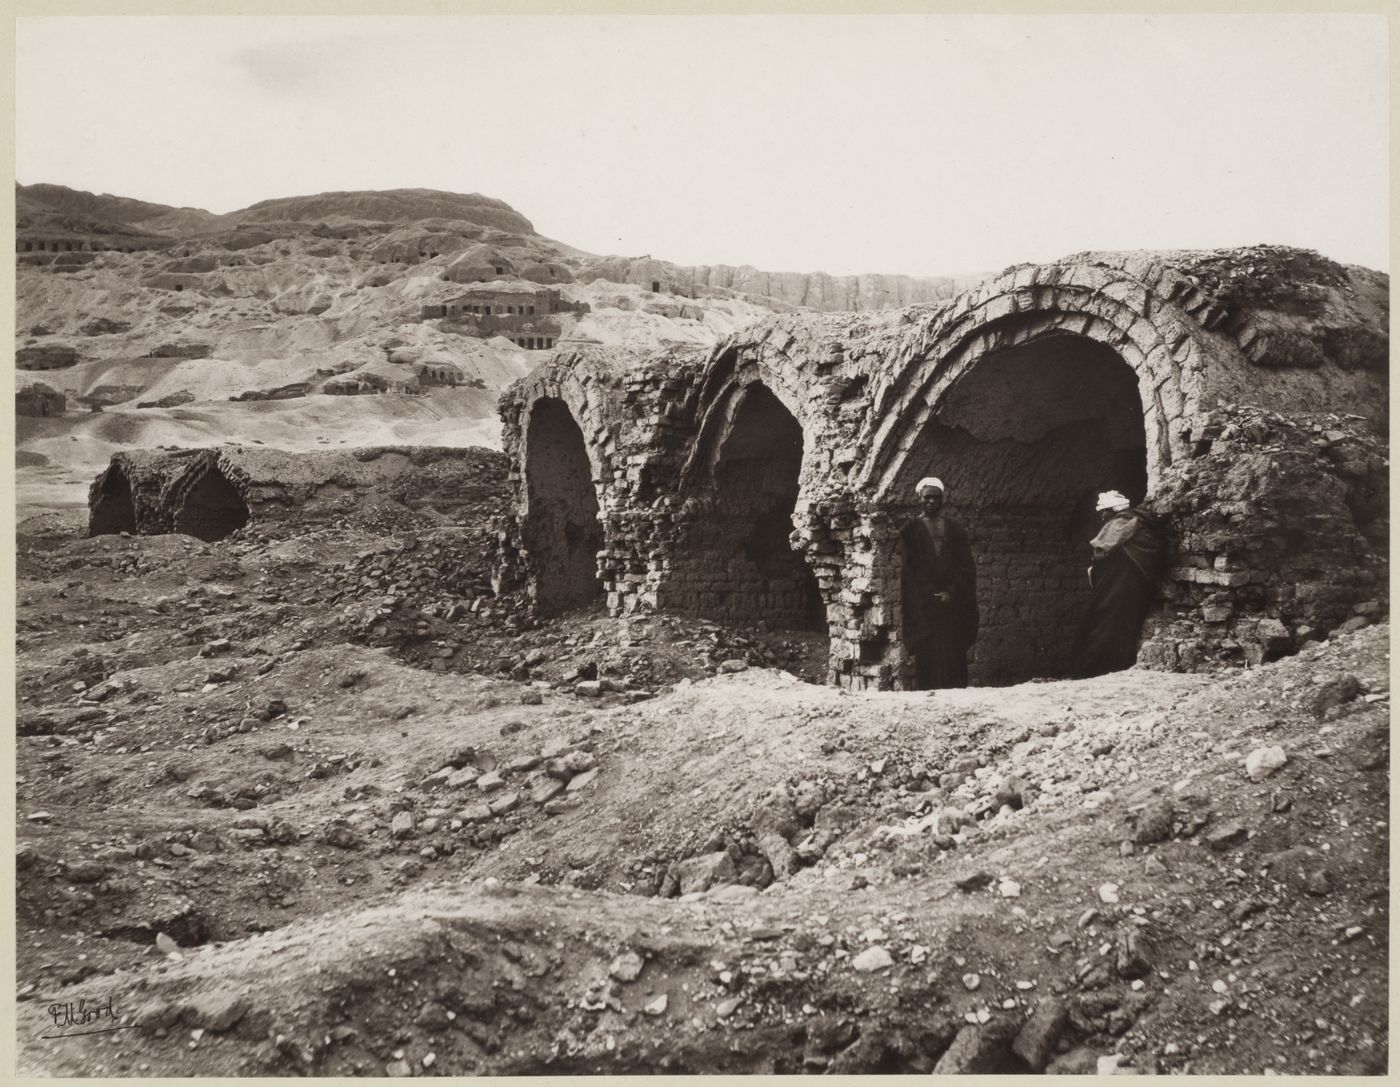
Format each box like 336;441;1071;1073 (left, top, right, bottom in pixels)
13;506;1389;1076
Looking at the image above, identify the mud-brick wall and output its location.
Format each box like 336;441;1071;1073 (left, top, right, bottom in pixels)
597;367;704;613
802;505;1092;689
654;504;820;628
794;505;890;689
961;506;1094;685
1139;405;1388;670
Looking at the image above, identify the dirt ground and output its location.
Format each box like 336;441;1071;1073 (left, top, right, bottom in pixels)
13;515;1389;1076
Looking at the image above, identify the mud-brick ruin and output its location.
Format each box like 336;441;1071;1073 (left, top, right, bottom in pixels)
88;446;508;542
496;246;1389;688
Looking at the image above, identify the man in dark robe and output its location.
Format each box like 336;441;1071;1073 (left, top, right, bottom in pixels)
900;477;979;689
1072;490;1168;679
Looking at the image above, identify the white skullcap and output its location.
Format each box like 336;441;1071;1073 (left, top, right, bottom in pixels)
1096;490;1131;512
915;477;945;495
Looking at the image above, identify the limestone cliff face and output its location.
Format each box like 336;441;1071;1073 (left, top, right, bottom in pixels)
572;254;983;312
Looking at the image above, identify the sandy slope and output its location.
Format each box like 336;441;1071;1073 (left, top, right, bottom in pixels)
14;233;779;520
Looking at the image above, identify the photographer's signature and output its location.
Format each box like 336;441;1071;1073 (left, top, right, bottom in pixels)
42;996;135;1040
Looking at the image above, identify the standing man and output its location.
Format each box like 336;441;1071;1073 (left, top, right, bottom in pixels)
900;477;979;689
1072;490;1168;678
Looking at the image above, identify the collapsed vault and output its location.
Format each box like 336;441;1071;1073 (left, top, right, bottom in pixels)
496;246;1387;688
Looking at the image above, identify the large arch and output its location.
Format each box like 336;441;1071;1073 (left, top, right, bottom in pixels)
863;262;1203;502
664;380;825;632
889;332;1149;684
840;264;1206;687
522;397;604;615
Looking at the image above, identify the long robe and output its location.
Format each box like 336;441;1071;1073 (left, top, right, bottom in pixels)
1072;508;1167;679
900;515;979;689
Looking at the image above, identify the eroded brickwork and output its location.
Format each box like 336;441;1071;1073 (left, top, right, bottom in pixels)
500;246;1387;687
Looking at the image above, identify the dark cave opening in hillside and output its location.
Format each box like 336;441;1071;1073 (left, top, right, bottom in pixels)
893;334;1149;685
670;383;826;633
523;397;604;616
88;467;138;537
173;467;250;542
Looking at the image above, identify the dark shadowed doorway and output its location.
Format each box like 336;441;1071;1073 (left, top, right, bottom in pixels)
523;397;604;615
892;334;1149;684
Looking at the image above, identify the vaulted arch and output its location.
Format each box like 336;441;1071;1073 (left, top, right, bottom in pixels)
521;396;605;615
663;379;825;633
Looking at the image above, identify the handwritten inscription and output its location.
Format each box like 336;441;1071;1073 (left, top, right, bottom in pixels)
43;996;132;1040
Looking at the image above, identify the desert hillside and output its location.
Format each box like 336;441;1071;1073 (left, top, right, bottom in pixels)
16;183;976;517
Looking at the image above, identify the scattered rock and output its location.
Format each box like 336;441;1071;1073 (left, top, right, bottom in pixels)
671;851;737;896
643;993;668;1016
1046;1046;1100;1074
446;767;480;789
183;989;249;1033
1205;820;1248;851
1013;998;1069;1071
476;771;504;793
488;791;520;815
851;946;894;973
322;823;360;849
609;950;645;982
1114;928;1154;979
933;1021;1020;1074
390;812;415;839
955;871;995;892
66;860;107;884
715;996;743;1019
458;803;494;824
1313;674;1361;718
1244;745;1287;781
566;768;599;792
1130;799;1175;844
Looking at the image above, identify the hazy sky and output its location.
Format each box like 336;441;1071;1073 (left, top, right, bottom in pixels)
15;15;1390;275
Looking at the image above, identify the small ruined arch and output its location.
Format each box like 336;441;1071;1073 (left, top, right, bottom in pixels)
522;396;604;615
883;328;1152;685
173;463;250;542
666;380;826;634
88;465;138;536
684;349;807;484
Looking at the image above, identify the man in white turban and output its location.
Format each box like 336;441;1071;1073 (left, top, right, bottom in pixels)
1071;490;1167;678
900;476;979;689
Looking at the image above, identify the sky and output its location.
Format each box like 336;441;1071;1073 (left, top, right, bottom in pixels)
14;14;1390;276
